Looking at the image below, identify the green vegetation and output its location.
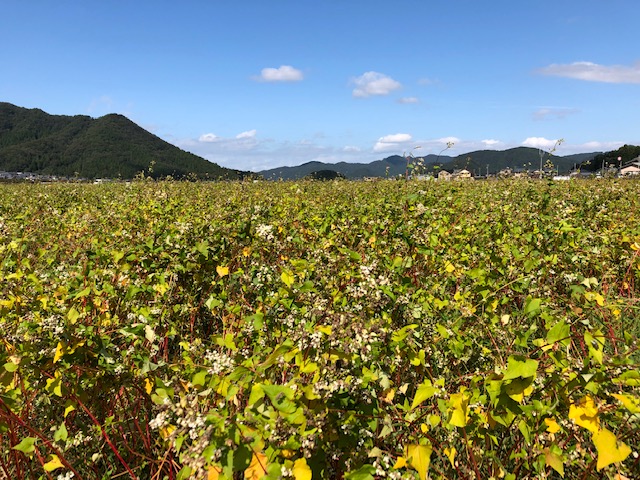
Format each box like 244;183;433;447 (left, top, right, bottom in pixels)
585;145;640;172
1;179;639;479
259;149;600;180
0;103;244;179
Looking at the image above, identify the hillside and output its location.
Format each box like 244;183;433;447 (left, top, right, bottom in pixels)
431;147;598;175
0;102;244;179
258;148;599;180
260;155;433;180
579;144;640;172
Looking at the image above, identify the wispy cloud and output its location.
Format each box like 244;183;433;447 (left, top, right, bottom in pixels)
373;133;413;152
481;139;503;149
351;72;402;98
236;129;257;139
175;133;377;172
199;133;219;142
397;96;419;104
255;65;304;82
537;61;640;84
171;132;629;172
533;107;580;121
522;137;562;150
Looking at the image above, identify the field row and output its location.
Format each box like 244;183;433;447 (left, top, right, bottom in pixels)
0;179;639;479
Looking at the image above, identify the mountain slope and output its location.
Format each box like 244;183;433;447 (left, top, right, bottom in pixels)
260;155;439;180
0;102;243;179
258;148;600;180
433;147;598;175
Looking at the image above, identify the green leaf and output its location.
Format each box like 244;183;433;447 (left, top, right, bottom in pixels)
524;297;542;315
192;369;207;387
502;355;539;381
345;464;376;480
3;361;19;372
411;380;437;410
545;319;570;349
54;423;68;442
12;436;36;455
176;466;193;480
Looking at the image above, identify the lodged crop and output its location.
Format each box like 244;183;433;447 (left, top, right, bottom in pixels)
0;179;639;479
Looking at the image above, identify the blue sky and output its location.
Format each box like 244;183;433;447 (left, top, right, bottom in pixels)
2;1;639;171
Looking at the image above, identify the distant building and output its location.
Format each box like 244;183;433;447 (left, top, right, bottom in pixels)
454;169;472;179
620;165;640;176
437;170;453;181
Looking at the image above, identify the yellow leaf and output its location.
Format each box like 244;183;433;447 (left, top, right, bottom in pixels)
159;425;175;440
448;390;469;427
281;271;295;287
544;418;562;434
405;444;432;480
505;377;534;403
392;456;406;469
43;454;64;472
292;458;312;480
612;393;640;414
444;447;456;467
144;378;153;395
208;465;222;480
242;247;251;257
593;428;631;471
216;266;229;277
569;396;599;433
245;452;268;480
53;342;65;363
316;325;332;336
544;448;564;477
64;402;75;418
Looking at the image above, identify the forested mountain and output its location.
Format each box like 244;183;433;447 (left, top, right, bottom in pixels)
580;144;640;171
259;148;600;180
0;103;244;179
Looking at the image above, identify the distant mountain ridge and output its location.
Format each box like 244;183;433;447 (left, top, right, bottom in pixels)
258;147;600;180
0;102;243;179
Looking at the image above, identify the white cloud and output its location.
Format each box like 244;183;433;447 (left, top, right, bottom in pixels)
576;140;623;152
437;136;460;145
171;132;633;172
481;139;502;148
533;107;579;120
351;72;402;98
236;129;257;139
373;133;413;152
537;61;640;84
522;137;562;150
199;133;220;142
397;96;419;104
256;65;304;82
